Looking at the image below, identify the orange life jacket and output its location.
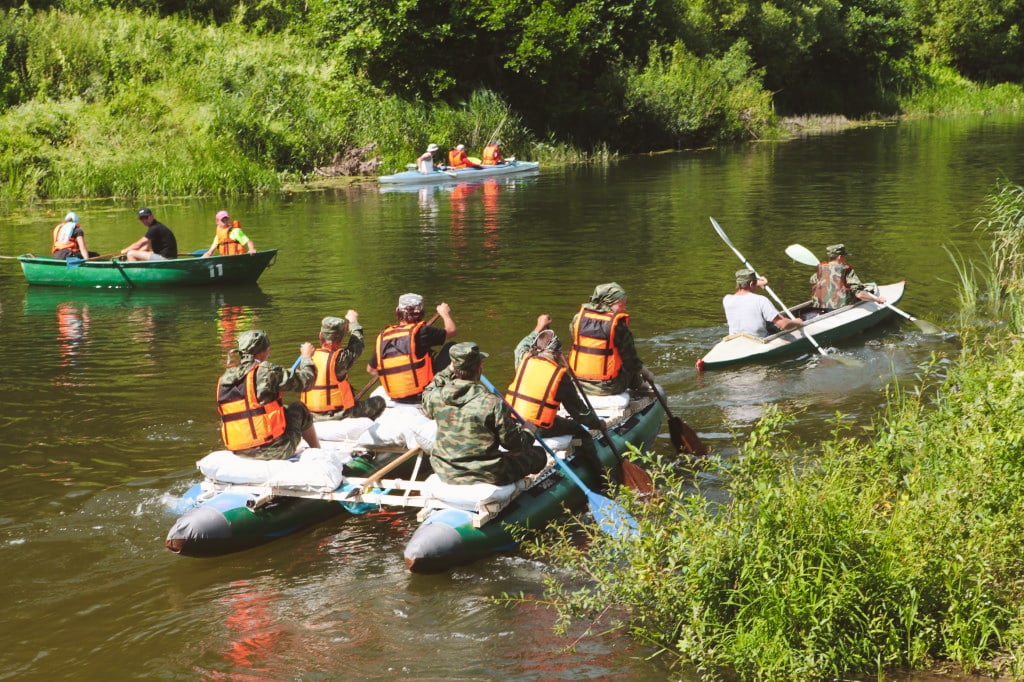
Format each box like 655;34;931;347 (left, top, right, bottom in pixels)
216;364;287;451
505;354;565;428
300;347;355;413
482;144;502;165
568;307;628;381
215;221;246;256
51;221;82;255
375;321;433;399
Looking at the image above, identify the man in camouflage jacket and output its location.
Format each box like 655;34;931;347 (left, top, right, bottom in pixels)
218;329;320;460
422;342;548;486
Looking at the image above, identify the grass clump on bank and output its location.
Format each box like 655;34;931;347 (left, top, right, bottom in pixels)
525;182;1024;680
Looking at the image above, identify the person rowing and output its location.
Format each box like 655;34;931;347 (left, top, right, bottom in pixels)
724;268;804;337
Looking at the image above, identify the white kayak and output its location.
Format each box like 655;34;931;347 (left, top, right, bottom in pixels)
378;160;540;185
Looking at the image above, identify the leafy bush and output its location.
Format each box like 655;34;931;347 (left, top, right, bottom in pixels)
622;40;775;148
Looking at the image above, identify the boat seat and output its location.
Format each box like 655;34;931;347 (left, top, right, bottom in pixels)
719;331;767;344
197;448;350;493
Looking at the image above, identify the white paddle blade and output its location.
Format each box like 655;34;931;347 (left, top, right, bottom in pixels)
785;244;820;267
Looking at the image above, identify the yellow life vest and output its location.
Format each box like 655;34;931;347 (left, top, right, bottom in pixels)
505;354;565;428
215;221;246;256
568;307;628;381
375;321;433;399
300;347;355;413
216;364;287;451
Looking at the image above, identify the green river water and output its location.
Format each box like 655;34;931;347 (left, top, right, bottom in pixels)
1;115;1022;680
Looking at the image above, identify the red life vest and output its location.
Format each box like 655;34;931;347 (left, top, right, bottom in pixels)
51;221;82;255
506;354;565;428
300;347;355;413
215;221;246;256
375;321;433;399
568;306;628;381
216;364;287;451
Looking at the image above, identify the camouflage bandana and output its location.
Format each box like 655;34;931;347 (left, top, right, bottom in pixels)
589;282;627;311
237;329;270;356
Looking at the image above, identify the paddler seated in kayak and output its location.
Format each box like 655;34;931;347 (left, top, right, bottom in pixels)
809;244;886;315
201;210;257;257
51;211;92;260
423;342;548;485
300;312;386;422
507;321;606;481
447;144;482;169
216;329;321;460
366;293;457;404
417;143;441;174
568;282;655;396
724;269;804;337
481;140;503;165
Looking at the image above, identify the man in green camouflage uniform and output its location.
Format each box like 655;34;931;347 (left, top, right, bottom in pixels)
218;329;320;460
422;342;548;486
810;244;887;312
568;282;655;396
305;312;387;422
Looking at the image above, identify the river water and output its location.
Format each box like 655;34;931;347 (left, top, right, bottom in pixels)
1;115;1022;680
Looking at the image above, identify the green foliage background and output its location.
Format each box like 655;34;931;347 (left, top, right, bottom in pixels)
0;0;1022;200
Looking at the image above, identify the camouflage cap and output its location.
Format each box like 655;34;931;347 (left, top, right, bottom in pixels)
449;342;488;371
237;329;270;355
589;282;627;309
826;244;847;257
320;316;348;341
736;268;757;287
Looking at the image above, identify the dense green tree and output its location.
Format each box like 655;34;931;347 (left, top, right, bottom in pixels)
909;0;1024;83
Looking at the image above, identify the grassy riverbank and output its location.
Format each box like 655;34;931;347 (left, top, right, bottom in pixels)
2;8;1022;204
525;182;1024;680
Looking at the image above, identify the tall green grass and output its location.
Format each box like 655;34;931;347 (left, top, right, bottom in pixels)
525;182;1024;680
900;65;1024;116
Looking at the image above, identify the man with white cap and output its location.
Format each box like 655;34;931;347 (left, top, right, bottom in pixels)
417;143;440;174
447;143;481;169
366;292;457;404
201;209;256;257
51;211;90;260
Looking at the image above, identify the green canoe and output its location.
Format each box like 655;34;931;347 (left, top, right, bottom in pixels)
17;250;277;288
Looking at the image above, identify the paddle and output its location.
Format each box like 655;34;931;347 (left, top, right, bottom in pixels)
643;374;708;457
110;256;134;288
784;243;945;334
480;374;640;539
343;445;422;499
557;355;654;494
710;216;843;363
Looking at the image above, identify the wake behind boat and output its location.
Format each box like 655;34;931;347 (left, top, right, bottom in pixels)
18;249;277;288
377;160;540;185
697;281;905;370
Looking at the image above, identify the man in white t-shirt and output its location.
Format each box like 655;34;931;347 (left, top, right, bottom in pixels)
723;269;804;337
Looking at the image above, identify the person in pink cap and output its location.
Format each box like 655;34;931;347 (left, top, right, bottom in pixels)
201;209;257;257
